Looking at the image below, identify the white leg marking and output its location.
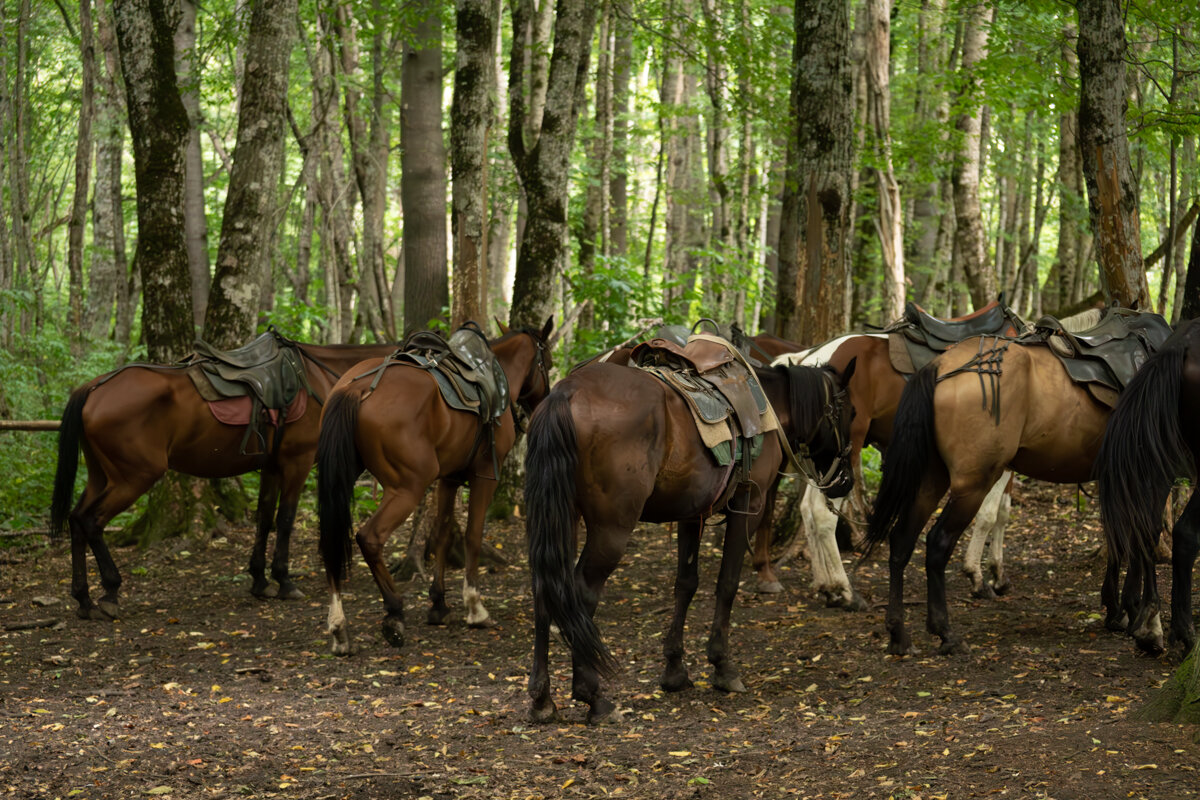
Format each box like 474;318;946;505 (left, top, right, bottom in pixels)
804;485;853;605
463;577;490;626
327;592;350;655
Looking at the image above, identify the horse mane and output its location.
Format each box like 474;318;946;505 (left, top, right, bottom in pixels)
776;364;829;443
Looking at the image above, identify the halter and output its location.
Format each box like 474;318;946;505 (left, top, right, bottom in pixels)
791;369;853;492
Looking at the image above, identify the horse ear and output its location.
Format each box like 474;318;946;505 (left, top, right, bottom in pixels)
495;317;511;335
541;316;555;340
839;356;857;387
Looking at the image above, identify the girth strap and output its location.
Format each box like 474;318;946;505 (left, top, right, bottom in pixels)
936;336;1011;425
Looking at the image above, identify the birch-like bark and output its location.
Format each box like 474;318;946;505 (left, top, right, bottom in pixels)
175;0;209;327
863;0;904;320
67;0;96;343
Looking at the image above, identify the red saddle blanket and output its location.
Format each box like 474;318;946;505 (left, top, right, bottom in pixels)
207;391;307;427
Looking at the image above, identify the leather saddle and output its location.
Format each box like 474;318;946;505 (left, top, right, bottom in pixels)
382;323;510;423
1026;307;1173;401
887;295;1026;373
632;333;768;442
184;328;310;454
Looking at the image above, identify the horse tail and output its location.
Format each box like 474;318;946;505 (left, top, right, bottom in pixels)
50;387;90;538
1095;343;1193;568
317;390;364;583
862;363;940;561
524;391;619;677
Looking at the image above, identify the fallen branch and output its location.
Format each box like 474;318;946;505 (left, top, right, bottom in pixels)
4;618;61;632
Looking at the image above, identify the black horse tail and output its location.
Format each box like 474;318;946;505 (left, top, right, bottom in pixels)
317;390;365;584
50;387;90;538
524;391;619;677
1095;343;1193;568
862;363;940;561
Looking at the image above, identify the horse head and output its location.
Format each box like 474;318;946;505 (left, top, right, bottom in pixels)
507;316;555;418
786;356;857;499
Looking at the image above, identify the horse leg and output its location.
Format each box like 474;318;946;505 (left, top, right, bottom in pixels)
528;591;558;723
572;522;630;725
987;488;1011;595
751;479;782;594
925;486;991;655
661;519;702;692
707;499;756;693
1168;494;1200;654
326;575;352;655
1101;548;1128;632
71;477;151;620
1129;548;1165;655
267;459;310;600
961;473;1010;599
248;470;281;598
426;481;459;625
461;476;500;628
804;486;865;611
886;477;947;655
357;487;423;648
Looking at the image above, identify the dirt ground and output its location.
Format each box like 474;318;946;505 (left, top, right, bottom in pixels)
2;480;1197;800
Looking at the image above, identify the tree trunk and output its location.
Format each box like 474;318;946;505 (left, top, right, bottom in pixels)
67;0;96;347
1172;135;1195;322
950;0;993;310
776;0;853;344
9;0;34;339
113;0;198;543
700;0;731;314
907;0;949;300
576;0;609;331
203;0;295;349
402;0;449;334
451;0;498;328
1076;0;1149;309
1044;28;1085;315
863;0;904;321
175;0;209;328
609;0;631;263
85;0;127;342
507;0;598;329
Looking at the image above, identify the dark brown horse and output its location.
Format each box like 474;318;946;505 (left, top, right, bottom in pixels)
1095;319;1200;656
863;334;1132;655
49;340;398;620
524;357;856;724
316;320;553;654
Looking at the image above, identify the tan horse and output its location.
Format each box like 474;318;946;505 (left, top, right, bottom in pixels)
315;320;553;654
50;340;399;619
863;336;1113;655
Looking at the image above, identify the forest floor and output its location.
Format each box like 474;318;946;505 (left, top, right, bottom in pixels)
1;480;1197;800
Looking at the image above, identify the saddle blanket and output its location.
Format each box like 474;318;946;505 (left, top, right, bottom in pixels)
208;391;307;428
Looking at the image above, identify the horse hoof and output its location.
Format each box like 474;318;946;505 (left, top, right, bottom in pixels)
97;600;120;620
660;670;694;693
529;699;559;725
991;579;1010;596
834;591;869;612
756;580;783;594
971;583;997;601
713;675;747;694
886;640;915;657
276;583;305;600
937;639;970;656
249;580;273;598
426;607;451;626
1104;613;1128;633
466;616;495;630
381;618;406;649
586;698;621;725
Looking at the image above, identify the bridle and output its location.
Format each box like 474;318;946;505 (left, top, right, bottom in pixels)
791;369;853;492
513;332;550;433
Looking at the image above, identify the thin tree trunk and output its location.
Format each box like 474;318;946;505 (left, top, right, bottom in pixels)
1076;0;1149;309
176;0;209;328
950;0;994;310
67;0;96;348
864;0;904;320
402;0;449;334
700;0;731;314
1172;135;1195;323
609;0;631;263
507;0;599;329
10;0;34;337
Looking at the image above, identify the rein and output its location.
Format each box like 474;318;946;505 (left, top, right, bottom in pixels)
789;369;853;492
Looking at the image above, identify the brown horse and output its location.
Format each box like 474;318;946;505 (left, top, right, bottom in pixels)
1095;319;1200;656
863;335;1131;655
524;357;856;724
49;339;398;620
315;320;553;654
